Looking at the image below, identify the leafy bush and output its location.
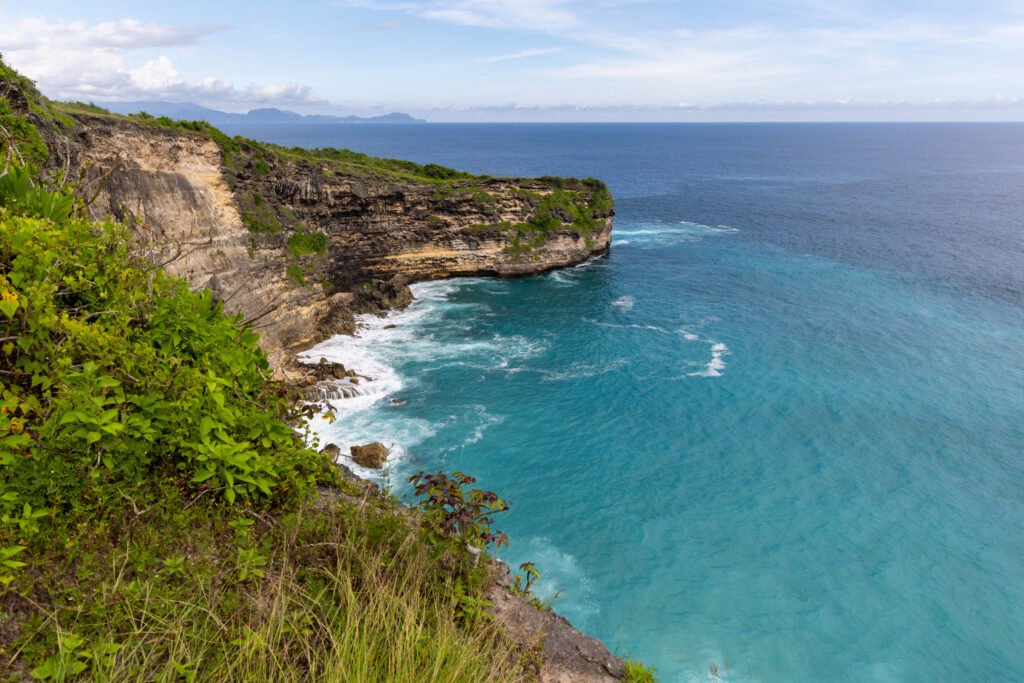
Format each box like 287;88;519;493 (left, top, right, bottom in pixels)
0;158;332;583
409;470;509;551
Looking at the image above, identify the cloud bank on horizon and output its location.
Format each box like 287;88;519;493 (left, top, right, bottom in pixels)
1;0;1023;121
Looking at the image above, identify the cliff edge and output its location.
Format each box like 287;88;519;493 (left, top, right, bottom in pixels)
2;73;613;364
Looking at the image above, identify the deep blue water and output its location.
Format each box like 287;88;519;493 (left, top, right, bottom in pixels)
239;123;1024;682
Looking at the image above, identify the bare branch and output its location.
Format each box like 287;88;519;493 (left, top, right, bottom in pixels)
81;155;122;213
182;486;228;511
119;491;153;518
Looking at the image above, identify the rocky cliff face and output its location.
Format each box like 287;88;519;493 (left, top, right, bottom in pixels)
3;77;613;365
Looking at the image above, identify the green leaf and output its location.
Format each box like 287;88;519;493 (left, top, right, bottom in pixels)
0;546;26;560
0;299;18;318
190;469;215;483
29;658;57;680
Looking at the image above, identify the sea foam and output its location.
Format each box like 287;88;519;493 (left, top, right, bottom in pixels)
298;279;482;473
688;341;730;377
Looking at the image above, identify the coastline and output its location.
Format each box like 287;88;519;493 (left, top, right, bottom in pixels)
295;254;610;478
295;258;630;681
0;61;637;678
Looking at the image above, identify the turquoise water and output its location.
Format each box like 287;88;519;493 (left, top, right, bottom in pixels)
283;124;1024;682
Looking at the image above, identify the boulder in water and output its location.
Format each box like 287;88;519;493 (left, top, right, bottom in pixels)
350;442;389;469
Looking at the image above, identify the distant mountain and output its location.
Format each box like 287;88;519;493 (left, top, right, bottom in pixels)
98;101;426;124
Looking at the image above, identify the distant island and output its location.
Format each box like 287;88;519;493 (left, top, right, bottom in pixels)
98;100;426;124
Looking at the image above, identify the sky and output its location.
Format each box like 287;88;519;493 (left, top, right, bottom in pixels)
2;0;1024;121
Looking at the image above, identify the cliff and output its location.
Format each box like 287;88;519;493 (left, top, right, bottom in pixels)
3;78;612;364
1;62;635;682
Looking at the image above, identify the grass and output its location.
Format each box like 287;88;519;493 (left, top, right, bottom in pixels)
48;101;112;117
231;141;475;186
623;658;660;682
3;486;529;682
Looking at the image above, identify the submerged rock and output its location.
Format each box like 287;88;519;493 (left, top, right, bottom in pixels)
350;442;389;469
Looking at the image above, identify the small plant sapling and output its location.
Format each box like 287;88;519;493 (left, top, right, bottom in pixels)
409;470;509;553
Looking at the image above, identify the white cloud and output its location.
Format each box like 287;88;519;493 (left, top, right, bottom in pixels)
244;82;317;102
130;56;181;91
476;47;561;63
345;0;579;31
354;19;412;30
423;0;578;30
0;15;324;109
343;0;1024;106
0;17;227;51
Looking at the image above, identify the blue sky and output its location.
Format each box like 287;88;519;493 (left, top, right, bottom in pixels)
2;0;1023;121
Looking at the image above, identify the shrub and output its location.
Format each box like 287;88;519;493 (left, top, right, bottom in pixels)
286;230;327;256
0;159;331;584
409;470;509;551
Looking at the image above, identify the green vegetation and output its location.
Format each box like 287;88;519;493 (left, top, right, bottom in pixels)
0;151;535;680
524;182;612;236
48;101;112;117
287;230;328;257
11;489;522;682
251;150;271;176
0;162;326;525
285;263;307;287
0;59;646;679
503;230;548;255
510;562;559;613
409;470;509;551
0;58;74;136
467;178;611;256
0;61;49;175
623;659;660;682
230;141;474;186
241;193;282;233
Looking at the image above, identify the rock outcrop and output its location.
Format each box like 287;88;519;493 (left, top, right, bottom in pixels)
350;442;389;469
8;93;614;365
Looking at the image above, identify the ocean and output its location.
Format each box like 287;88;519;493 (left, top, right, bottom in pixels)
223;122;1024;682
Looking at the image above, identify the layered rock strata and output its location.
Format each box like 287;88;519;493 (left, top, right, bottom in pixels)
17;104;613;364
5;69;625;681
